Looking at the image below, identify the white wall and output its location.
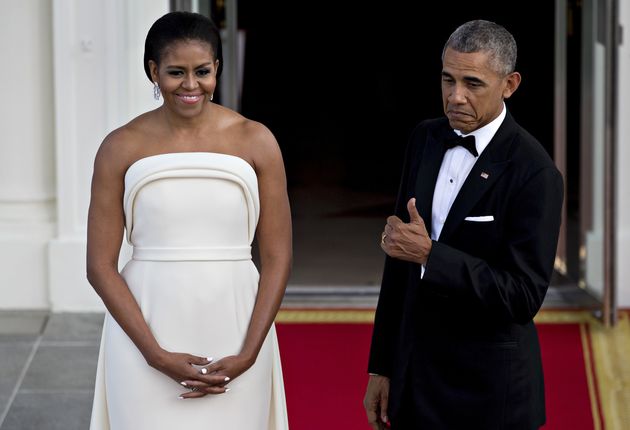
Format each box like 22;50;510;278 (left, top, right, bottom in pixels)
0;0;56;309
616;1;630;308
48;0;168;311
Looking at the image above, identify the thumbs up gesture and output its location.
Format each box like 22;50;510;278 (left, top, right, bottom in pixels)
380;198;432;264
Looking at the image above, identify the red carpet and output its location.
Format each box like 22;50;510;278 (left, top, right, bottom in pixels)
276;319;601;430
539;323;602;430
277;323;372;430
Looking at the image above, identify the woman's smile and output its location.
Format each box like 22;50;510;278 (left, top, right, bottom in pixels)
176;93;204;104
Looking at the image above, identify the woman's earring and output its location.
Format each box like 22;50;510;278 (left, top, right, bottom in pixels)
209;93;214;102
153;82;161;100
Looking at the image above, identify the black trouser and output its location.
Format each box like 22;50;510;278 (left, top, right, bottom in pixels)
389;379;415;429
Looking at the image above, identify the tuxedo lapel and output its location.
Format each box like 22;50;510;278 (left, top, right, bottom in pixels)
415;128;448;234
437;114;517;242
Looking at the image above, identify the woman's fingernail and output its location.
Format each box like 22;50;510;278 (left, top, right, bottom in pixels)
207;357;213;362
224;377;230;382
178;396;185;400
201;368;208;374
180;382;187;387
225;388;231;393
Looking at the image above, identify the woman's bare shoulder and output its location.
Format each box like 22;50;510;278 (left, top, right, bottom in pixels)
213;105;265;136
210;107;278;166
241;118;280;160
95;111;159;172
217;108;277;150
236;119;282;174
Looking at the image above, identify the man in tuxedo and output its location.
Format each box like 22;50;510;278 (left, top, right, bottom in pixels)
363;20;563;429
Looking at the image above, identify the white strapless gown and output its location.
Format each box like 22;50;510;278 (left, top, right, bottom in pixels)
89;152;288;429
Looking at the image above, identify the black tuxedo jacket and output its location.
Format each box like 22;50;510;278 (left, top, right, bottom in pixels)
368;112;564;429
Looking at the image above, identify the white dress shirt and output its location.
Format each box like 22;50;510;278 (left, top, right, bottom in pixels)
421;104;507;277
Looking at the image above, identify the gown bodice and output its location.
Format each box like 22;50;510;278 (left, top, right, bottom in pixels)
123;152;259;261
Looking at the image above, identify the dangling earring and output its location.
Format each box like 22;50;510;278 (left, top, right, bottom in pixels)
153;82;161;100
209;93;214;102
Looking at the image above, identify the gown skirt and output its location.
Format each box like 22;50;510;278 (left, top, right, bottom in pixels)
89;152;288;429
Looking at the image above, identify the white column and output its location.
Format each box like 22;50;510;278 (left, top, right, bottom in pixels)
0;1;56;309
616;1;630;308
49;0;168;311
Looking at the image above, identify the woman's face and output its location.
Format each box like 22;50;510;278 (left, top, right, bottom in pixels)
149;39;219;118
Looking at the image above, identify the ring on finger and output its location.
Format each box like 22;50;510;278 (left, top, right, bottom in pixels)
381;232;387;244
190;386;198;392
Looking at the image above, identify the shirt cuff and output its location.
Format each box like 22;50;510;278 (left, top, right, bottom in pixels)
420;264;426;279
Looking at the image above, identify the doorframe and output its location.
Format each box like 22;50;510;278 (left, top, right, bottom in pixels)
576;0;619;326
556;0;618;325
601;0;619;326
554;0;568;276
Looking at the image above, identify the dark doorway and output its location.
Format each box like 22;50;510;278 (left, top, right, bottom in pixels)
239;1;556;287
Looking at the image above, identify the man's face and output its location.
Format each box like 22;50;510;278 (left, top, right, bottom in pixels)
441;47;521;134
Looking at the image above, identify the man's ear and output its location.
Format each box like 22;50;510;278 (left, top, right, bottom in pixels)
502;72;521;99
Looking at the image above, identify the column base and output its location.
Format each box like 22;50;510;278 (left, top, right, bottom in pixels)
48;237;132;311
0;222;55;309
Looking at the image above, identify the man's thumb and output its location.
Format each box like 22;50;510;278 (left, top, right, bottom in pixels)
407;198;421;223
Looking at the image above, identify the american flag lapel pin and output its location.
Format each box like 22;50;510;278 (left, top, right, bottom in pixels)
480;172;489;179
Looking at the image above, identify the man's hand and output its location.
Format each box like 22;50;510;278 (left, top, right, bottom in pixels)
363;375;391;429
381;198;432;264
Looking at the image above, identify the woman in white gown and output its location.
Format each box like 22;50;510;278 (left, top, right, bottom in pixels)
87;11;291;429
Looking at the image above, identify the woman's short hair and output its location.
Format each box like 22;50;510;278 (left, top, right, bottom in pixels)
143;11;223;82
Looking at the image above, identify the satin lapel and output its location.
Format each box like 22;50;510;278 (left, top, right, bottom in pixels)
415;129;447;234
437;114;516;242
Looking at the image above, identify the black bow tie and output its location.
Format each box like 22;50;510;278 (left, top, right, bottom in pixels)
444;133;478;157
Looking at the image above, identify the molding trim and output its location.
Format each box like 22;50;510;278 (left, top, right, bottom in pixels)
0;200;56;223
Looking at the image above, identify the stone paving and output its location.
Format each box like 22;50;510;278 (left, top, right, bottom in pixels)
0;312;101;430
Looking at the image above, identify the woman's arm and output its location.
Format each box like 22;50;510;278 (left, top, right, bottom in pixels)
192;122;292;387
240;124;292;363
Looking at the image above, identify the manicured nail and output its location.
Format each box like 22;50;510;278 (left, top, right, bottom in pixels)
180;382;187;387
225;388;231;393
382;416;388;423
178;396;185;400
201;368;208;374
224;377;230;382
207;357;213;362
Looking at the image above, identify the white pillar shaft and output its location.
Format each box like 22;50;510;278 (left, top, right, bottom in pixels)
0;1;55;204
49;0;168;311
0;0;56;309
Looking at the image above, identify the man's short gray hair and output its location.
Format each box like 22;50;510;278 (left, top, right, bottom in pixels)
442;20;517;76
